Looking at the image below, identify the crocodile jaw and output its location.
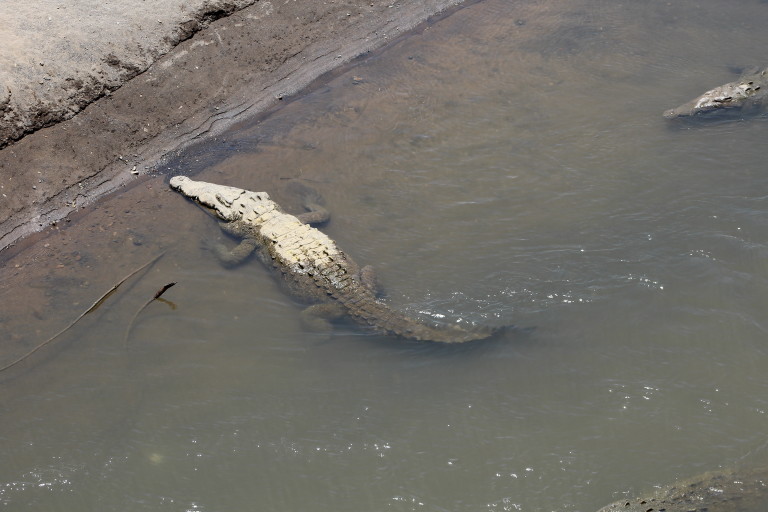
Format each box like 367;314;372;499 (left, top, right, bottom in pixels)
170;176;271;222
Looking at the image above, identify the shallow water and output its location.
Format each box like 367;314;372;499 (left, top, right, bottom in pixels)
3;0;768;510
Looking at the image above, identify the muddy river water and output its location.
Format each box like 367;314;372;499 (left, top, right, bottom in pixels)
2;0;768;510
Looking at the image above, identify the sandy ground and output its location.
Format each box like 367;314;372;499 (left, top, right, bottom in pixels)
0;0;464;251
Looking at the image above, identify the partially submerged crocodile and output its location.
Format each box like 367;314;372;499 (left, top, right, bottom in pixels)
663;67;768;119
597;466;768;512
169;176;502;343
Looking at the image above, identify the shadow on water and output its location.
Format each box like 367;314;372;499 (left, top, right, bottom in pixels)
3;0;768;510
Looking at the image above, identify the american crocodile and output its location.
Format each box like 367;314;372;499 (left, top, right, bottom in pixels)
663;67;768;119
597;466;768;512
169;176;502;343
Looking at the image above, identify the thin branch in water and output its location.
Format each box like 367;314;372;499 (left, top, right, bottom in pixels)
0;251;166;374
124;282;177;345
153;282;177;300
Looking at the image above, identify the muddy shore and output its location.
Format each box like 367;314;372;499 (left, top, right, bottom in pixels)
0;0;463;252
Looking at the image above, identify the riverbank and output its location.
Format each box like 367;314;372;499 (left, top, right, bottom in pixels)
0;0;463;252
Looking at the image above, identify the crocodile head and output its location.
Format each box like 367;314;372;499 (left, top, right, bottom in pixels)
170;176;274;223
664;71;766;118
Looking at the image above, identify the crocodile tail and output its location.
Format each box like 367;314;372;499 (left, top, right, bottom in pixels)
332;286;503;343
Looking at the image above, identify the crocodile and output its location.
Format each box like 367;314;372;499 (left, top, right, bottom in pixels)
169;176;503;343
663;67;768;119
597;466;768;512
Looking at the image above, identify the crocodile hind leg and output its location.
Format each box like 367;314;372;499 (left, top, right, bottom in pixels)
359;265;382;296
286;180;330;225
299;303;346;335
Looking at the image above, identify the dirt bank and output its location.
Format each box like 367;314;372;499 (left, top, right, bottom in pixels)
0;0;259;148
0;0;463;252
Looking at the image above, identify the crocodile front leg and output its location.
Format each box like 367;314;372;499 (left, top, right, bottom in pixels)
297;202;330;225
286;181;330;226
208;238;259;267
208;221;259;267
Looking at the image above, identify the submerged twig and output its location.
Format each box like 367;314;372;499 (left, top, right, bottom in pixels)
123;282;177;345
0;251;166;373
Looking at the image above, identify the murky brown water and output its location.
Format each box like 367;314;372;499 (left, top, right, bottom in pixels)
3;0;768;510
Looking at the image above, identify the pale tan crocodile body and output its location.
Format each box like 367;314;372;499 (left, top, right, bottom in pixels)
170;176;502;343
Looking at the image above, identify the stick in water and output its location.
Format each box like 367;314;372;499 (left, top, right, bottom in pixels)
123;282;177;345
0;251;166;373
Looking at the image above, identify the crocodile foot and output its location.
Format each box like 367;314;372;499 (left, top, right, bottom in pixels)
299;303;346;335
